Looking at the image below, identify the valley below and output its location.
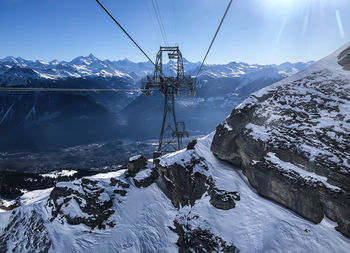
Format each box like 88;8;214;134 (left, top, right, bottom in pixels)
1;46;350;252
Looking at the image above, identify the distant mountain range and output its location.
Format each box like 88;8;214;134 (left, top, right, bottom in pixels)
0;55;313;152
0;55;313;86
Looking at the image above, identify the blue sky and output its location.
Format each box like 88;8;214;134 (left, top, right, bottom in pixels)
0;0;349;64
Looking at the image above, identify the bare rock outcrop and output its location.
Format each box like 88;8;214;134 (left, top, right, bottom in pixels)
0;210;52;253
155;150;240;211
211;45;350;238
47;178;116;229
170;220;239;253
127;155;147;176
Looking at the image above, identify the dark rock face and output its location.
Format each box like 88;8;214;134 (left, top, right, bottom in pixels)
208;185;240;210
156;151;240;211
127;155;147;176
155;152;209;208
48;178;115;229
0;210;52;253
171;220;239;253
338;46;350;70
110;177;130;188
110;177;130;196
186;139;197;150
211;66;350;238
0;169;96;210
133;169;159;188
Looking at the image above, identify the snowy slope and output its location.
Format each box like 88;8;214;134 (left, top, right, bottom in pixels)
211;43;350;239
234;43;350;171
1;134;349;252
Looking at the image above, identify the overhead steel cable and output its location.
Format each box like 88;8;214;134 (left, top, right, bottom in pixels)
195;0;233;79
95;0;155;66
0;87;141;92
151;0;169;46
171;0;179;45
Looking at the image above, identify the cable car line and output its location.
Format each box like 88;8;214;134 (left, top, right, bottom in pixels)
195;0;233;79
95;0;155;66
0;1;233;94
151;0;169;46
171;0;179;45
0;87;141;92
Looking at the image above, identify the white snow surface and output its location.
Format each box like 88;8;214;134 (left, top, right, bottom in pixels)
0;55;312;87
239;43;350;105
129;155;142;162
40;170;78;179
134;168;153;181
234;43;350;173
0;134;349;252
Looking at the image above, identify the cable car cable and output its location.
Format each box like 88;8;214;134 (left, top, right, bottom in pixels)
195;0;233;79
95;0;155;66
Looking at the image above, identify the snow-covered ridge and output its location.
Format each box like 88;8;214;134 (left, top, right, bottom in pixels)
238;43;350;173
241;42;350;103
40;170;78;179
211;42;350;239
1;134;349;252
0;55;312;87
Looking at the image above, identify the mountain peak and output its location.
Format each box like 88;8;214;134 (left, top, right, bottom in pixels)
87;53;98;60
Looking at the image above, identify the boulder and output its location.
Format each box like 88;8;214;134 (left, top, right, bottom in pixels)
48;178;115;229
170;220;239;253
133;169;159;188
208;187;240;210
127;155;147;176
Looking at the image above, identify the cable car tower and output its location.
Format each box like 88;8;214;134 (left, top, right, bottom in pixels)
141;46;195;157
94;0;232;158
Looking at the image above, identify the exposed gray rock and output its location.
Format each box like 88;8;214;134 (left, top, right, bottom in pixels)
133;169;159;188
0;210;52;253
338;46;350;70
110;177;130;188
208;185;240;210
211;54;350;238
170;220;239;253
48;178;115;229
155;152;209;208
127;155;147;176
186;139;197;150
156;150;240;211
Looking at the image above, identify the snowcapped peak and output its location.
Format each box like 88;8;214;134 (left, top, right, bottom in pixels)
70;54;100;66
49;59;60;65
3;56;17;63
87;53;98;60
120;58;133;63
35;60;48;65
182;57;190;64
2;56;28;66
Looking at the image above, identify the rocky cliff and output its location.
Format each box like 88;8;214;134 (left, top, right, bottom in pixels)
2;134;349;252
211;43;350;238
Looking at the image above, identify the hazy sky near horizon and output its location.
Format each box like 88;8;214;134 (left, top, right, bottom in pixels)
0;0;349;64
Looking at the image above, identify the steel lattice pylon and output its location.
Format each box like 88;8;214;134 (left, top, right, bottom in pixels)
141;46;195;157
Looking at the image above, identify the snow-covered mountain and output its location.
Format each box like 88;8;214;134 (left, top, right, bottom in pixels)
0;55;312;86
212;43;350;239
0;44;349;252
0;134;349;252
0;55;312;151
